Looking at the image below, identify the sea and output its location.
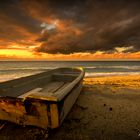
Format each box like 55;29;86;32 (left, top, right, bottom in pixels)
0;61;140;82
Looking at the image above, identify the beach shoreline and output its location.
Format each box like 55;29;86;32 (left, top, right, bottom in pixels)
48;75;140;140
0;75;140;140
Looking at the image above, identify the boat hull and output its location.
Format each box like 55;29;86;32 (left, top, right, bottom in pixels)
0;68;84;129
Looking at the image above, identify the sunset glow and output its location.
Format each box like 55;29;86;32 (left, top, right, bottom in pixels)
0;48;140;61
0;0;140;60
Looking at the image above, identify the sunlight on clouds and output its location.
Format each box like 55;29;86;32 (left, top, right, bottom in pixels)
0;47;140;60
115;46;134;53
40;19;60;34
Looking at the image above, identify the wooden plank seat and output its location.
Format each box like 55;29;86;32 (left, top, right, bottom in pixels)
18;82;70;101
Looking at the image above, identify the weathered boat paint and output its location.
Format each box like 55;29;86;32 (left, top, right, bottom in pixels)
0;68;85;129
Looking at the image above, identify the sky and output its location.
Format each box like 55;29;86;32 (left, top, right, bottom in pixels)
0;0;140;60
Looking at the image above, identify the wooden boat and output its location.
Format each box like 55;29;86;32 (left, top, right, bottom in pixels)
0;68;85;129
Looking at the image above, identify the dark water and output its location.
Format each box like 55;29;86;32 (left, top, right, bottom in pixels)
0;61;140;82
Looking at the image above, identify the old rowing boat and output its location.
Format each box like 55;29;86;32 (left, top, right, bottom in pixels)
0;68;85;129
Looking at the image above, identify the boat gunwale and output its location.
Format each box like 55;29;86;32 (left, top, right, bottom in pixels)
0;67;85;102
0;67;85;129
27;67;85;102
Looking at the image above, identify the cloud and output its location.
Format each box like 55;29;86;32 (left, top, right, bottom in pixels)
0;0;140;54
34;0;140;54
0;0;41;49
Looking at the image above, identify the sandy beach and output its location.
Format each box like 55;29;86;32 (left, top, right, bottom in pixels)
48;75;140;140
0;75;140;140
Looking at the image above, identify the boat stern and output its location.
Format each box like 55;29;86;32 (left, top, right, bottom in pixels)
0;97;59;129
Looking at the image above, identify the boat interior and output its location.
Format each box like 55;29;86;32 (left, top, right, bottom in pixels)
0;68;81;100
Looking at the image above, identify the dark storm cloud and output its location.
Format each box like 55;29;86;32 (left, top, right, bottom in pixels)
0;0;41;47
0;0;40;33
34;0;140;54
0;0;140;54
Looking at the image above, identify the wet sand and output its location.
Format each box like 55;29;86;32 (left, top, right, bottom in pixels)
48;75;140;140
0;75;140;140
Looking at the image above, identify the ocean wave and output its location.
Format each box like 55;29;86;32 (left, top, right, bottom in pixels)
16;67;55;70
0;71;43;83
0;71;140;83
83;66;96;69
85;72;140;77
0;65;140;72
84;66;140;70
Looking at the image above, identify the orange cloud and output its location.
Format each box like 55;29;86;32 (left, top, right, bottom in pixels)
0;0;140;60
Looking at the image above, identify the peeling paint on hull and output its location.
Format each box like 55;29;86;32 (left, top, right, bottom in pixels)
0;68;85;129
